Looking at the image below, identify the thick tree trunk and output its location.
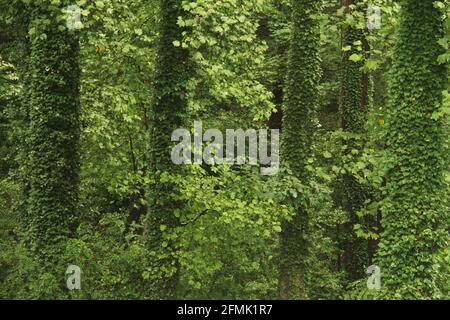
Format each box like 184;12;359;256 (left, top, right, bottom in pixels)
376;0;448;299
26;3;81;263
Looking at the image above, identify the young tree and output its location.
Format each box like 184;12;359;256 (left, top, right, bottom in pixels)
25;2;81;263
279;0;322;299
376;0;449;299
146;0;191;299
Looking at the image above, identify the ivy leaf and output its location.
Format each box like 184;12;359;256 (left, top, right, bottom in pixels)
349;53;362;62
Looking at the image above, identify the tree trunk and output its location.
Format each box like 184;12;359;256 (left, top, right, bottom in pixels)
26;3;81;264
376;0;448;299
279;0;322;300
339;0;371;282
146;0;191;299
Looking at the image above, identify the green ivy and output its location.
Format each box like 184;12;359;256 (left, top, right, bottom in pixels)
279;0;323;300
376;0;449;299
146;0;192;299
25;1;81;268
338;0;372;282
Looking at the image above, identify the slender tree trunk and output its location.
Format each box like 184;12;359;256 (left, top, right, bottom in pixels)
11;3;32;248
339;0;371;282
279;0;322;300
376;0;448;299
146;0;191;299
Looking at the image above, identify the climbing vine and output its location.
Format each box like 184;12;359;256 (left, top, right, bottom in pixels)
376;0;449;299
25;2;81;264
279;0;323;300
146;0;192;299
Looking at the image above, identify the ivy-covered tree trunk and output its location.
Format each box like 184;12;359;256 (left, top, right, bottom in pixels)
146;0;190;299
341;1;367;134
26;3;80;263
339;0;371;282
279;0;322;300
9;3;32;246
376;0;448;299
0;2;30;187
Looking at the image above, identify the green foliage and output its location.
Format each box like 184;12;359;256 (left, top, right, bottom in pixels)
375;0;449;299
63;213;153;299
169;165;292;299
278;0;323;300
337;0;373;283
179;0;275;121
0;0;448;301
22;2;81;269
146;0;192;299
